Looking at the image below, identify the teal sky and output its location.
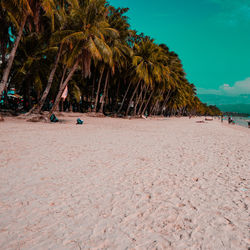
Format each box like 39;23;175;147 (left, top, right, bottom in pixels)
109;0;250;100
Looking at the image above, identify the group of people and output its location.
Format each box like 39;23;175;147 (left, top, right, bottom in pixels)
220;116;235;124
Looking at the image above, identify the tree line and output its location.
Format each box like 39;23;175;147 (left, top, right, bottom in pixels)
0;0;221;118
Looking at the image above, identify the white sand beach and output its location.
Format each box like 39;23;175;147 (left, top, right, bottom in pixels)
0;115;249;249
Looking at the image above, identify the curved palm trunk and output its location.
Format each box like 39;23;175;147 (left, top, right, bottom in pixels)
117;79;131;114
59;66;67;88
154;102;160;115
49;59;79;117
0;14;27;98
142;90;154;116
160;89;171;116
99;69;109;114
125;80;141;117
55;65;67;112
137;84;149;115
149;99;158;116
29;44;63;114
151;90;164;116
133;83;144;116
132;90;139;116
94;66;104;112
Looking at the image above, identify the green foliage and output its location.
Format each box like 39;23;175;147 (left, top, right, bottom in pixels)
0;0;221;117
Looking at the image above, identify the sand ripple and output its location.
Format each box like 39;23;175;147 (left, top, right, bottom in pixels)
0;116;249;249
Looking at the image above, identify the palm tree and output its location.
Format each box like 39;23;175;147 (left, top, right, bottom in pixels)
98;39;132;114
0;0;55;98
27;1;80;114
125;39;169;116
28;42;64;114
0;0;32;98
49;0;117;116
94;6;132;114
10;30;58;110
106;6;133;115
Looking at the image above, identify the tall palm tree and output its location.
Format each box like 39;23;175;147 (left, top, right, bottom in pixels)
0;0;32;98
49;0;117;116
98;38;132;114
10;30;57;110
101;6;133;115
28;2;73;114
0;0;55;98
125;39;169;116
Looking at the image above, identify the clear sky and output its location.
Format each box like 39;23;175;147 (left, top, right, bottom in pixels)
108;0;250;100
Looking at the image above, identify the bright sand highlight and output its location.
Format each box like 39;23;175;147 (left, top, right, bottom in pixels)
0;115;249;249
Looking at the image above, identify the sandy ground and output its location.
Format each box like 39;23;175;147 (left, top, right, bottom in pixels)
0;114;249;249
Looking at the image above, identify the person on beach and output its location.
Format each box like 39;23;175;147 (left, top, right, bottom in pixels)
221;115;223;122
228;116;235;124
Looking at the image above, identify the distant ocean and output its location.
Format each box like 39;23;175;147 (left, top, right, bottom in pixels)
224;116;250;128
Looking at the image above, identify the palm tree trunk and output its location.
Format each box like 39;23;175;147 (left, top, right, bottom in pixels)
49;59;79;117
133;83;144;116
59;65;67;88
114;79;120;112
154;102;159;115
117;79;131;114
0;14;28;98
137;84;149;115
142;90;154;116
149;102;155;116
160;89;171;116
149;99;158;116
91;69;96;109
55;65;67;112
29;44;63;114
132;89;139;116
125;80;141;116
99;68;109;114
94;66;104;112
